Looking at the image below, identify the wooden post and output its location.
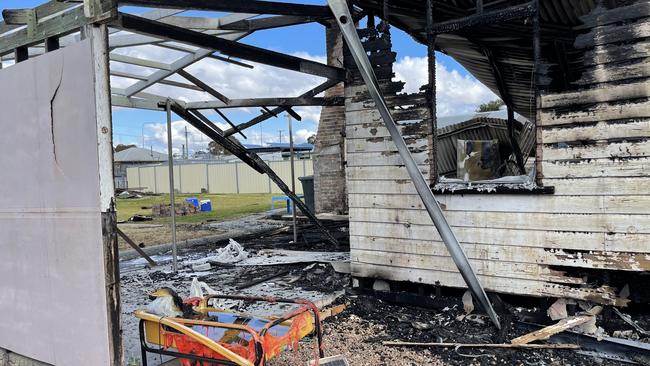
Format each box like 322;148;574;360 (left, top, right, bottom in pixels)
166;99;178;273
426;0;438;184
83;22;122;364
45;37;60;52
14;47;28;63
288;113;298;244
533;0;543;185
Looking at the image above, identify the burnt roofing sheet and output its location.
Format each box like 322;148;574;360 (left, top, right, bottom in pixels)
354;0;599;119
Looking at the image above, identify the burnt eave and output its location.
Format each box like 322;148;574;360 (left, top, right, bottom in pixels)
354;0;597;120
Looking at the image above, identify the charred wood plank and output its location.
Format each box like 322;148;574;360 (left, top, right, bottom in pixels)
222;79;339;137
220;15;321;31
214;108;246;139
0;6;91;57
177;69;230;104
113;13;346;81
14;46;28;62
117;0;332;17
44;36;59;52
429;1;534;34
116;227;157;267
185;96;343;110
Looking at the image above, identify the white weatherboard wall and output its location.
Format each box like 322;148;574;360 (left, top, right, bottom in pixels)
347;5;650;306
0;41;113;364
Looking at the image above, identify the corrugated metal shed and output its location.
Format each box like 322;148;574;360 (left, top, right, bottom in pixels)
114;147;166;162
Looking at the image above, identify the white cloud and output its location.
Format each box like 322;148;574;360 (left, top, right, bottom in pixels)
114;45;328;124
112;45;497;152
142;120;228;154
295;129;317;144
141;119;314;153
393;56;499;116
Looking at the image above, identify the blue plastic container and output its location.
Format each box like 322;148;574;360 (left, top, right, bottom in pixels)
200;199;212;212
185;197;199;207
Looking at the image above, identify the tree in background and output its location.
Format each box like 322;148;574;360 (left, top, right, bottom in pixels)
208;139;237;156
307;134;317;145
476;99;505;112
115;144;137;152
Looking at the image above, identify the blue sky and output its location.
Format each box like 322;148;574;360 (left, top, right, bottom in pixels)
1;0;496;154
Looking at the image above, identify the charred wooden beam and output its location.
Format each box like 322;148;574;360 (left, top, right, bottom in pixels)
110;70;203;91
0;6;92;57
117;0;332;17
113;13;346;81
109;53;172;70
430;1;534;34
0;2;75;36
426;0;438;183
261;106;278;118
171;104;263;172
483;46;526;175
220;15;322;31
14;46;28;62
169;102;339;246
44;36;59;52
186;96;342;110
209;54;254;69
116;228;157;267
285;107;302;121
177;69;230;104
214;108;247;139
222;79;339;137
507;105;526;175
2;9;37;26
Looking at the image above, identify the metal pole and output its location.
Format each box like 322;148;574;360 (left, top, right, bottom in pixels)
166;99;178;273
328;0;500;329
184;125;189;159
288;114;298;244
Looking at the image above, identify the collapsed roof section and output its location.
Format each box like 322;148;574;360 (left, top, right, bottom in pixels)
354;0;599;119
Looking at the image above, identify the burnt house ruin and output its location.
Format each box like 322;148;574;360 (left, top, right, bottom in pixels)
1;0;649;364
342;0;650;306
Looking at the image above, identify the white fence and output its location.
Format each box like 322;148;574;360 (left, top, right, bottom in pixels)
127;159;313;194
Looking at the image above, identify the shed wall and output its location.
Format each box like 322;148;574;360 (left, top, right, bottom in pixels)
128;160;312;194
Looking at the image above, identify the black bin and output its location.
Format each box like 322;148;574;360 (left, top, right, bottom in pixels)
298;175;315;214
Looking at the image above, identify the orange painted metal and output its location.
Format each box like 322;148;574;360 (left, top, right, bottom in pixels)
137;294;324;365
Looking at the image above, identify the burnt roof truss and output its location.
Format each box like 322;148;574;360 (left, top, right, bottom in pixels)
0;0;345;244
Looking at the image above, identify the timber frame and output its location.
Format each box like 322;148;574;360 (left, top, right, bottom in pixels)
1;0;347;244
0;0;353;361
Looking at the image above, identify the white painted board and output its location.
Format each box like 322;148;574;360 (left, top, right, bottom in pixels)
0;40;112;365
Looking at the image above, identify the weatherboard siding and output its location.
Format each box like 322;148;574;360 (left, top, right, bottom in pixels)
347;5;650;304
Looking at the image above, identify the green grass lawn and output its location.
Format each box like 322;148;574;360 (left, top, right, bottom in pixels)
116;193;287;224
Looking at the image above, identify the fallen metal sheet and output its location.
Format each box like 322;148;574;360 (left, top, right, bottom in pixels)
195;249;349;267
328;0;500;329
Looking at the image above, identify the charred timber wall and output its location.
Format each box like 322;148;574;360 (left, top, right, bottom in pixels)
314;23;348;214
347;4;650;305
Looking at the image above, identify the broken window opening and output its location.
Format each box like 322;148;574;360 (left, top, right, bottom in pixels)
427;11;548;193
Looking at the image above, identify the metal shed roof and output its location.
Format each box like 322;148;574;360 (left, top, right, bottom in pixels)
114;147;167;162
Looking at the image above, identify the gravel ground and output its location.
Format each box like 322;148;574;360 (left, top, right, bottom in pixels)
269;312;446;366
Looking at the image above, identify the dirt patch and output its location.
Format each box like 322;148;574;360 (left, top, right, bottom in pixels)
270;312;446;366
117;223;224;250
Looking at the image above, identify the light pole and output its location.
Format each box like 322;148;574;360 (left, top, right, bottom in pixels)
288;114;297;244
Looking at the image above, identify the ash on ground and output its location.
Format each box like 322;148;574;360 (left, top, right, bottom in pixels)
119;216;649;366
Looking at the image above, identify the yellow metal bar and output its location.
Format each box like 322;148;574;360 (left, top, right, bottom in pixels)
135;310;255;366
